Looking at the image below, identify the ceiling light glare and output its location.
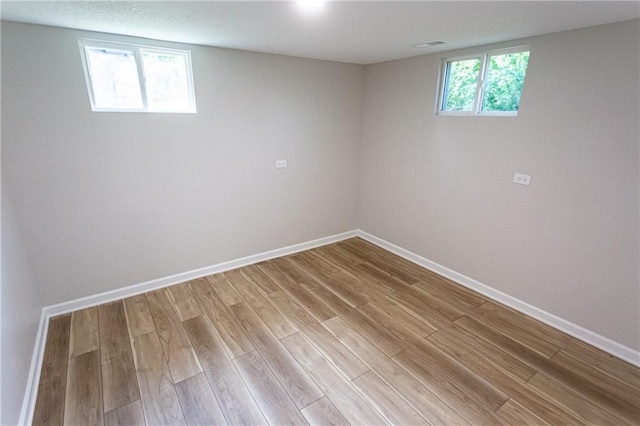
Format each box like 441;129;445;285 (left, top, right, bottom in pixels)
297;0;326;9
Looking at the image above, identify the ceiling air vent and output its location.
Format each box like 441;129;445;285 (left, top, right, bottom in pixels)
410;40;445;49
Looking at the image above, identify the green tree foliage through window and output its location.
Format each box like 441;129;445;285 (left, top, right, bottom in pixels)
439;48;530;115
442;58;481;111
482;52;529;112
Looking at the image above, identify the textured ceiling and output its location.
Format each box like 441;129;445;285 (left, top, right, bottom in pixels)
1;1;638;64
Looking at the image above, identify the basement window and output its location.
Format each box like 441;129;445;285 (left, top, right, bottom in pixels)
437;47;530;116
78;39;197;113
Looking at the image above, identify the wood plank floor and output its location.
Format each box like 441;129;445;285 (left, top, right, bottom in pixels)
33;237;640;425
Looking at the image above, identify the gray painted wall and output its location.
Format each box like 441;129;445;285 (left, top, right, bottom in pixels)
1;184;43;425
2;22;363;306
358;20;639;350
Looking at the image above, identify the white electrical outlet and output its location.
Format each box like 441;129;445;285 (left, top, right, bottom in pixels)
513;173;532;186
276;160;287;169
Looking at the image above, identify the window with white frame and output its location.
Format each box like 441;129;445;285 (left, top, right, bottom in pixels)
78;39;197;113
438;47;530;116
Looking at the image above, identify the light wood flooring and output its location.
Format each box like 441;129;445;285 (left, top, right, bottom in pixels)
33;237;640;425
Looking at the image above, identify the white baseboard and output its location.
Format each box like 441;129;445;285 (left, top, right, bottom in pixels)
18;309;48;426
20;229;357;425
44;230;358;317
357;230;640;367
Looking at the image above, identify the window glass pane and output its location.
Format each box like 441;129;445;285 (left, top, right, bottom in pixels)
141;51;192;112
85;47;143;109
482;51;530;112
442;58;481;112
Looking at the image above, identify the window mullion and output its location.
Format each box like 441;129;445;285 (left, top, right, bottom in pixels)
475;54;489;113
135;47;149;111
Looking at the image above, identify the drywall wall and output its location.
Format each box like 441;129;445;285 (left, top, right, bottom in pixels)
359;20;640;350
1;183;43;425
2;22;363;305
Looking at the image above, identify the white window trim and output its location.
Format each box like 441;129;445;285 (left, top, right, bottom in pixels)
435;45;530;117
78;38;197;113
